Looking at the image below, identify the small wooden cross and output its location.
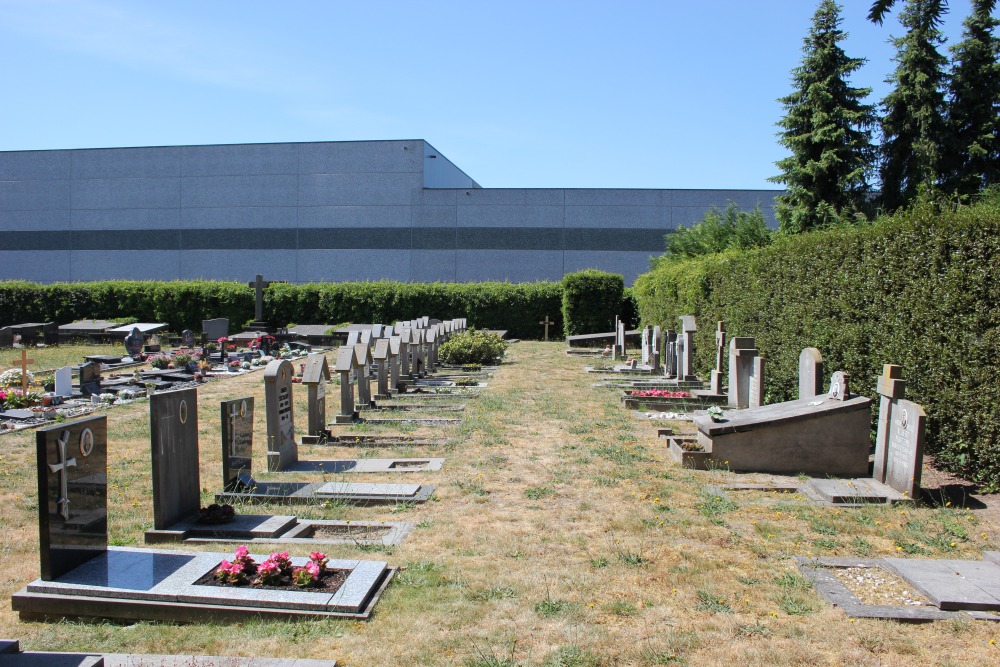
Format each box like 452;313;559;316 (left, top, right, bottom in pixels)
247;274;272;322
539;316;554;341
10;348;35;392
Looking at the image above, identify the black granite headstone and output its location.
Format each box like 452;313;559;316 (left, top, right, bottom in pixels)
221;396;255;490
36;415;108;580
149;387;200;530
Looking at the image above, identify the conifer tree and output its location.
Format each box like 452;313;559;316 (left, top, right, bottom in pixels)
878;0;950;210
943;0;1000;195
771;0;876;233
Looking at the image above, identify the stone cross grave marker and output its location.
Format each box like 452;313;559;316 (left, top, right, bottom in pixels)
539;316;554;341
873;365;925;499
388;335;402;391
54;366;73;397
373;338;391;399
711;321;726;394
748;354;765;408
334;346;356;423
247;273;272;323
264;359;298;471
828;370;850;401
354;343;373;406
798;347;825;399
728;337;758;409
302;353;331;441
149;388;200;531
221;396;254;490
36;415;108;580
10;348;34;392
678;315;697;380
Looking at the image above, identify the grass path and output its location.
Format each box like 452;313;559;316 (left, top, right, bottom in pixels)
0;342;997;665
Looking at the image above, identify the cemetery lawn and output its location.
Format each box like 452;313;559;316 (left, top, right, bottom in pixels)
1;342;998;665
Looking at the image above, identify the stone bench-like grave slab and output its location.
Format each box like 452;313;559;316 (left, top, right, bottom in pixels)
0;639;337;666
11;415;395;623
277;458;444;473
798;553;1000;622
703;480;911;507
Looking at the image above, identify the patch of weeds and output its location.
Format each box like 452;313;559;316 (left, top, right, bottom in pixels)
416;520;434;529
850;537;873;556
472;454;509;468
737;622;772;638
640;629;698;664
618;551;650;567
525;485;554;500
568;422;595;435
396;560;442;587
543;645;602;667
534;598;569;617
737;576;761;586
465;641;523;667
892;539;932;555
593;444;649;464
778;592;815;615
605;600;639;616
356;543;394;555
589;557;610;569
697;493;738;517
813;537;837;550
507;549;525;559
809;519;838;535
592;475;617;487
467;586;518;602
456;479;489;496
108;535;137;546
391;501;416;513
774;573;811;590
753;521;781;539
695;589;732;613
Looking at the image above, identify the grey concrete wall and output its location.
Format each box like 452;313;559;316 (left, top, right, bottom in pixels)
0;140;782;284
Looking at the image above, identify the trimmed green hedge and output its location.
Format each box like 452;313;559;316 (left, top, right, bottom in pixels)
0;280;564;341
633;196;1000;489
561;270;624;337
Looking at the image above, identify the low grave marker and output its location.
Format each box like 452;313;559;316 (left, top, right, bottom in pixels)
798;347;824;399
301;353;331;445
334;346;356;424
373;339;391;400
388;335;402;392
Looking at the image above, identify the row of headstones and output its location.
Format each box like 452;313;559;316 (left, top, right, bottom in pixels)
618;316;699;381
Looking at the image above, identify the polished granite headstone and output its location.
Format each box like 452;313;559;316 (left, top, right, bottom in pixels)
221;396;254;490
150;388;200;531
264;359;298;472
201;318;229;341
36;416;108;581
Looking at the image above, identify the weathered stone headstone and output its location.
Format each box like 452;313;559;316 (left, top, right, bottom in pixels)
202;318;229;341
728;337;758;409
181;329;195;347
354;344;373;406
828;370;849;401
373;339;391;399
264;359;298;472
149;388;200;530
360;329;372;349
749;354;765;408
302;353;331;441
799;348;824;399
388;335;402;391
334;346;356;423
678;316;697;380
372;324;384;338
36;415;108;580
710;321;726;394
54;366;73;397
641;326;651;365
873;365;925;498
346;330;360;347
221;397;254;490
665;329;677;378
425;328;437;372
124;327;144;357
411;329;426;377
615;319;626;360
651;325;662;372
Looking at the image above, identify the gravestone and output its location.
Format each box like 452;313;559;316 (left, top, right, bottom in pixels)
221;396;254;490
372;324;384;338
302;353;331;443
674;333;684;380
149;388;200;530
264;359;298;472
873;365;925;499
360;329;372;349
247;273;273;328
748;354;764;408
54;366;73;397
78;362;101;397
201;318;229;341
799;348;824;399
411;329;426;377
678;316;697;380
388;335;402;391
615;319;626;360
399;329;412;378
641;326;651;365
425;328;437;372
828;370;849;401
36;415;108;580
373;339;391;399
651;325;662;372
181;329;195;347
334;346;356;424
711;321;726;394
728;337;759;409
665;329;677;378
346;330;360;347
354;344;373;407
123;327;144;357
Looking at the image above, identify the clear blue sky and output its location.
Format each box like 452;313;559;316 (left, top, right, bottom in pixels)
0;0;983;189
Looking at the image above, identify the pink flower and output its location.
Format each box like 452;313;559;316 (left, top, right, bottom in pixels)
304;561;320;578
234;545;249;561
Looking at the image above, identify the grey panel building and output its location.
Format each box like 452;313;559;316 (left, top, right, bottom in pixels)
0;140;782;284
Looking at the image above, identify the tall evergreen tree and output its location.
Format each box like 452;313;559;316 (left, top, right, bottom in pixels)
878;0;950;211
770;0;876;233
943;0;1000;195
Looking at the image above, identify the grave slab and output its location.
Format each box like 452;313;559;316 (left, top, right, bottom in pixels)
107;322;168;336
883;558;1000;611
274;458;444;473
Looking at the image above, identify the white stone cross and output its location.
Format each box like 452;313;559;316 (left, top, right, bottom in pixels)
49;430;77;521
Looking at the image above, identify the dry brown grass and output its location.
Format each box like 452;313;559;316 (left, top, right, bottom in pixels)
1;342;998;665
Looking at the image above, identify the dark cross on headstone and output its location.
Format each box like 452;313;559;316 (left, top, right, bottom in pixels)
50;430;77;521
247;274;272;322
539;316;554;341
10;348;35;392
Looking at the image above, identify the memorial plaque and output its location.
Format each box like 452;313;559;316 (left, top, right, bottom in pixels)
36;415;108;580
798;348;824;399
150;388;200;530
221;397;254;489
264;359;298;472
828;370;849;401
302;353;331;437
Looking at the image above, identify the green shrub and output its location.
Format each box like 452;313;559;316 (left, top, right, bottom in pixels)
633;192;1000;489
439;329;508;365
561;270;624;337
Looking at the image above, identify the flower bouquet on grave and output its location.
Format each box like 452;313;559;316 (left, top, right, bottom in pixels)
0;368;33;388
148;354;171;370
213;548;332;589
707;406;725;422
227;359;242;372
197;503;236;524
629;389;691;399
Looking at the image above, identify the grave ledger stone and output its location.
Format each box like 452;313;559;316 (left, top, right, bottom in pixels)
264;359;298;472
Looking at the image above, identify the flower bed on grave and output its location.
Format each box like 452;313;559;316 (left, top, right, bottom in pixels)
198;547;349;593
627;389;691;399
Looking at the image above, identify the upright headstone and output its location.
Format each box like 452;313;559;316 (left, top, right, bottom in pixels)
334;346;356;423
302;353;331;439
710;321;726;394
412;329;426;377
124;327;145;357
79;362;101;397
641;326;651;365
651;325;662;372
728;337;758;409
828;370;850;401
798;348;825;399
372;324;384;338
615;319;626;360
425;328;437;372
354;344;373;407
872;365;925;499
398;330;412;379
149;388;200;530
346;331;361;347
388;335;402;391
201;318;229;342
678;316;697;381
264;359;298;472
221;397;254;490
54;366;73;397
665;329;677;378
748;355;765;408
181;329;195;347
373;338;391;399
36;415;108;580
